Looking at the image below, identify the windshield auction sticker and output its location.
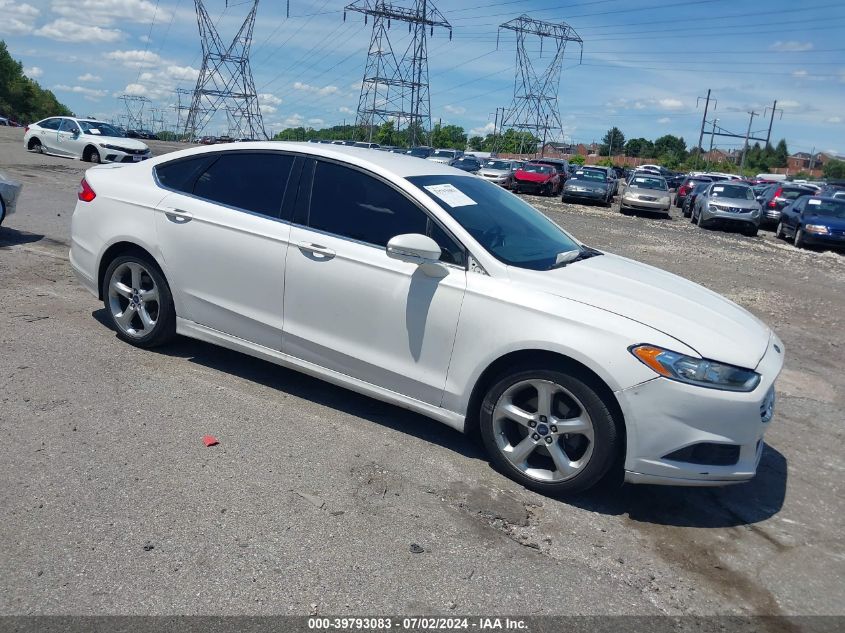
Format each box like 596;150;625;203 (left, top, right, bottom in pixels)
423;183;477;207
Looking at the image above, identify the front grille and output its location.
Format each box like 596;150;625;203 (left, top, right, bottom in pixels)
664;443;740;466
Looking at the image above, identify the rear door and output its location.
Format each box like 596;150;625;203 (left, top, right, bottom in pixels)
154;151;300;349
35;118;62;153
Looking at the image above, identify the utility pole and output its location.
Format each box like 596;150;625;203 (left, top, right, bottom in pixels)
706;118;718;170
739;110;759;172
809;146;816;171
540;114;549;157
764;100;783;146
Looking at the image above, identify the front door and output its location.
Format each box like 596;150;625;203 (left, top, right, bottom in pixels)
56;118;81;157
282;159;467;406
153;151;299;349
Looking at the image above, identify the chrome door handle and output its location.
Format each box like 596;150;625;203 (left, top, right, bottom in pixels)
164;208;193;223
296;241;335;258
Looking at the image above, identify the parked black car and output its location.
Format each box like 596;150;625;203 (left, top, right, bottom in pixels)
449;156;482;173
674;176;712;208
682;182;711;218
757;183;816;225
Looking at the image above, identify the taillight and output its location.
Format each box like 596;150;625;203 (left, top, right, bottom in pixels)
24;125;30;133
768;187;782;208
679;184;690;195
77;178;96;202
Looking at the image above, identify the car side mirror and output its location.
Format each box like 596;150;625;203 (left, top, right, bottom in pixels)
386;234;444;276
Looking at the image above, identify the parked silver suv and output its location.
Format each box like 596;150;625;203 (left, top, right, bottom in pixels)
692;182;762;236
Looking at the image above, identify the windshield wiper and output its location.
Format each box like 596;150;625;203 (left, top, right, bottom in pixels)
550;246;603;269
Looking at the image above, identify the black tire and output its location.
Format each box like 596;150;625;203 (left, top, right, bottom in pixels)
0;196;5;226
85;147;101;163
479;367;621;495
745;224;758;237
794;227;805;249
776;221;785;239
692;207;699;225
101;253;176;348
29;138;43;153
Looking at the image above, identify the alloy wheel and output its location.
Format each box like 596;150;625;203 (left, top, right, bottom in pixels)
107;261;160;338
491;379;595;483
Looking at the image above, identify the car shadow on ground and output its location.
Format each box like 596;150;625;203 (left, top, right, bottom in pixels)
619;208;673;220
91;309;485;461
0;227;45;247
565;443;787;528
92;309;787;528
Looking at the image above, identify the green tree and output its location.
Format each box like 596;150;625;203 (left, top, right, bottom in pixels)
569;154;586;165
375;120;396;146
600;127;625;156
823;159;845;180
653;134;687;158
624;137;654;158
468;135;484;151
773;139;789;168
430;123;467;149
0;40;72;122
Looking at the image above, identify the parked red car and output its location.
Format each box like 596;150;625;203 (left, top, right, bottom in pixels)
512;163;561;196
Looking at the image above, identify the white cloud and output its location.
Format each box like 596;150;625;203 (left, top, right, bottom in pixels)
105;49;162;68
308;118;325;126
122;83;148;96
53;84;108;99
792;69;808;78
258;93;282;106
35;19;121;42
770;41;813;52
827;116;842;124
24;66;43;78
0;0;40;35
284;114;305;127
51;0;170;26
657;117;670;124
78;73;101;82
339;106;354;114
444;104;466;115
165;65;199;82
778;100;802;110
469;122;495;136
292;81;338;96
657;98;684;110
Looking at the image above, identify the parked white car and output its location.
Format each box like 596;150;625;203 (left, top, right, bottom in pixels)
24;117;151;164
69;143;784;494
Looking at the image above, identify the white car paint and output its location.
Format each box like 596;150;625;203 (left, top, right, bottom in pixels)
69;142;784;487
24;117;151;163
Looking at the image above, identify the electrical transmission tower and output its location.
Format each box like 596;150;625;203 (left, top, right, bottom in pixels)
345;0;451;145
184;0;267;141
496;15;582;156
118;95;151;131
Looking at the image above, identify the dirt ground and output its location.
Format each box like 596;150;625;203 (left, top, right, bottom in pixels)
0;126;843;622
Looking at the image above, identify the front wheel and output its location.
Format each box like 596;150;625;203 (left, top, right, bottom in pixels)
479;368;621;495
0;196;5;226
85;147;101;163
776;222;785;239
794;227;805;249
102;254;176;348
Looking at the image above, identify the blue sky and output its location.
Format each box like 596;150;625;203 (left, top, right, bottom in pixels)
3;0;844;155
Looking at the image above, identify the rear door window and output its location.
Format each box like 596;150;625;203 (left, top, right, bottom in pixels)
192;152;295;218
39;118;62;130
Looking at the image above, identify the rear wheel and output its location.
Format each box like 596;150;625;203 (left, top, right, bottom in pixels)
102;254;176;348
480;368;620;495
776;222;785;239
28;138;43;153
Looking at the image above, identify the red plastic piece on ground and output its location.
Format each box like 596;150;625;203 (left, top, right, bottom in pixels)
202;435;219;447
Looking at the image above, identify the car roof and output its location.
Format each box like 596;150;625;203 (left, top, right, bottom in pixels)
151;141;462;178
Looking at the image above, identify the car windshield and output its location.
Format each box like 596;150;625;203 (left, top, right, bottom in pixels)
408;175;581;271
79;121;123;137
572;170;606;182
407;148;430;157
483;160;512;170
432;150;456;158
782;188;812;200
805;199;845;218
711;184;754;200
454;158;477;166
629;176;667;190
521;164;553;174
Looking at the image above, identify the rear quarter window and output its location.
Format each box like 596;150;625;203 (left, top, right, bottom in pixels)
155;155;218;194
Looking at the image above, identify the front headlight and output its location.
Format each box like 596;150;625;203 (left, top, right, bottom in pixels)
660;196;671;204
630;345;761;392
708;204;722;212
804;224;829;235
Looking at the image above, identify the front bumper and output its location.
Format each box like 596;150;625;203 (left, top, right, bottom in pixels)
762;207;782;222
802;230;845;247
618;333;784;486
103;149;152;164
515;179;553;193
702;206;761;227
621;196;670;212
563;188;606;201
480;173;511;186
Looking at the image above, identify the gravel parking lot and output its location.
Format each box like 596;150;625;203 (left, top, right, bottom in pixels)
1;126;843;620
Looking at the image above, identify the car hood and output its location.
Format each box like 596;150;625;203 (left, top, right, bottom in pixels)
508;253;771;369
89;135;149;150
804;214;845;229
515;171;552;182
708;198;758;209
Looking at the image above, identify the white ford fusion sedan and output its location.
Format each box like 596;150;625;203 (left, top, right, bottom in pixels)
69;143;784;494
